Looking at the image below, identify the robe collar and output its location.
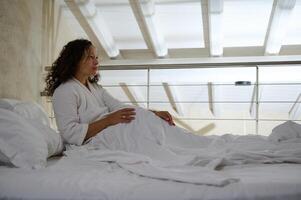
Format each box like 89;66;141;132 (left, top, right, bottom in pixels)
72;77;91;93
72;77;103;107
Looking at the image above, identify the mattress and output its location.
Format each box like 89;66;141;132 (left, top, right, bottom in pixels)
1;156;301;200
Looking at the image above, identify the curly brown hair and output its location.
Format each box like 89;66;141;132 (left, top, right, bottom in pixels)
44;39;99;96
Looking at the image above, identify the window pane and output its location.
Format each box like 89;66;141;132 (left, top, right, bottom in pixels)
259;103;300;120
149;103;253;119
168;119;256;136
100;70;148;85
96;65;300;136
259;65;301;83
150;67;256;84
259;85;301;102
103;86;147;108
100;70;148;108
149;84;254;102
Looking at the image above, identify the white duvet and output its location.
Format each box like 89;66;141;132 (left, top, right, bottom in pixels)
64;107;301;186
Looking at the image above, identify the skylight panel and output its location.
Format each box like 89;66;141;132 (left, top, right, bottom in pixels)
96;2;147;49
60;3;88;40
155;1;204;48
283;1;301;45
223;0;273;47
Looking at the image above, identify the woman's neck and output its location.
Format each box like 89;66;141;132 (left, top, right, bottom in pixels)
74;74;89;86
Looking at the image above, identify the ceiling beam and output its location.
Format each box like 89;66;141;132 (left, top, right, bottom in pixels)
172;118;215;135
129;0;168;58
172;117;195;132
65;0;120;58
162;82;184;115
45;54;301;71
195;123;215;135
64;0;108;60
100;55;301;69
117;45;300;59
289;93;301;120
131;86;147;108
249;84;256;118
207;82;215;116
119;82;140;106
208;0;224;56
201;0;210;55
265;0;296;55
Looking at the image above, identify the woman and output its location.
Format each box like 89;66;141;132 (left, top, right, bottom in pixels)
45;39;175;146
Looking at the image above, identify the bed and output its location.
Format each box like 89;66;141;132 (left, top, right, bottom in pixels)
1;98;301;200
1;157;301;200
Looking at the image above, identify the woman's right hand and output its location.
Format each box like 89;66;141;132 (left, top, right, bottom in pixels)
105;108;136;126
85;108;136;142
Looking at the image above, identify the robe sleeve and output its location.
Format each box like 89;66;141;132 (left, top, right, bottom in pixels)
52;86;88;146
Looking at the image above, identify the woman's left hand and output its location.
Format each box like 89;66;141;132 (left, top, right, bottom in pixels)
152;111;175;126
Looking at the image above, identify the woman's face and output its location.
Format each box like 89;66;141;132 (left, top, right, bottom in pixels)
76;45;99;78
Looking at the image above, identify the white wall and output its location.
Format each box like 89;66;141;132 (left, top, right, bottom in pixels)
0;0;80;103
0;0;43;102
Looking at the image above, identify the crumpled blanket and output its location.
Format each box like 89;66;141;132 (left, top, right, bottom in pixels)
64;107;301;186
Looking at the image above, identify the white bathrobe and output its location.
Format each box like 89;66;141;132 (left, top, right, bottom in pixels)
52;78;126;145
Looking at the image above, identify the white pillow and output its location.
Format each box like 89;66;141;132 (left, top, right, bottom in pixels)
13;102;50;127
0;99;50;126
0;98;64;158
0;108;48;169
0;99;18;110
268;121;301;142
27;119;64;157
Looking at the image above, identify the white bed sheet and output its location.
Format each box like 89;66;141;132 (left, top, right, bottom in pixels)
1;156;301;200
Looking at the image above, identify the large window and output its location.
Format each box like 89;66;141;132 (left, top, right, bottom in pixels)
99;65;301;136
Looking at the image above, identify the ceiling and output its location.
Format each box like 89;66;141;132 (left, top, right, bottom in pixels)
59;0;301;61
